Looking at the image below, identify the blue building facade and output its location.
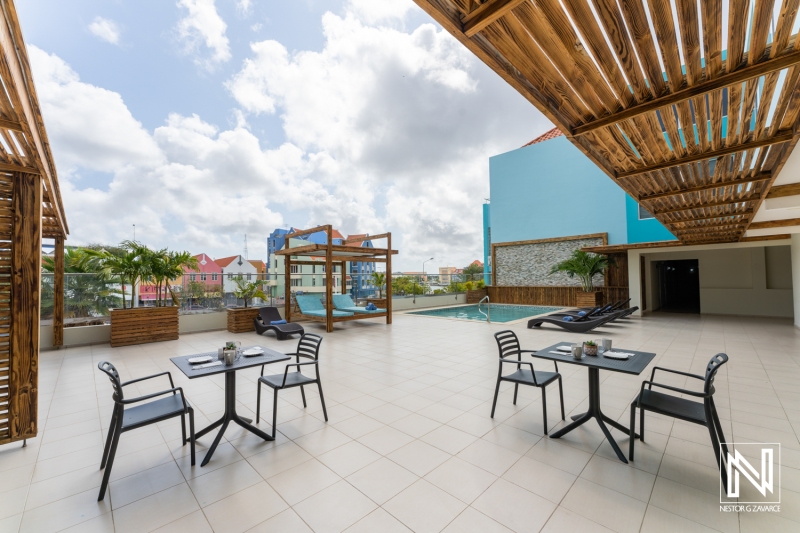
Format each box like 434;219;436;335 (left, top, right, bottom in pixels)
484;130;676;268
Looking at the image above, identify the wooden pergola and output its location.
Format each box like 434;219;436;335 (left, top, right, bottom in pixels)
276;225;397;332
0;0;69;445
414;0;800;244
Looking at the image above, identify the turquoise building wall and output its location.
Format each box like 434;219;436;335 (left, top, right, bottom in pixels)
487;134;676;250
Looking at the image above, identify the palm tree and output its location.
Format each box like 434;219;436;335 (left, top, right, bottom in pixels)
549;251;614;292
232;276;267;307
42;247;123;317
163;251;199;306
370;272;386;298
87;240;152;308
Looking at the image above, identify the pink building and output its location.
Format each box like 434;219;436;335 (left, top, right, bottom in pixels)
184;253;223;287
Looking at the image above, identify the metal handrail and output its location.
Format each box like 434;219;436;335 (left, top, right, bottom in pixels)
478;295;490;323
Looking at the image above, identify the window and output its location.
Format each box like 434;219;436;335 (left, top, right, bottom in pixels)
246;274;252;280
638;204;655;220
190;274;196;281
290;265;299;274
322;278;326;287
211;273;218;281
312;277;316;286
312;265;316;274
200;273;206;281
291;279;301;287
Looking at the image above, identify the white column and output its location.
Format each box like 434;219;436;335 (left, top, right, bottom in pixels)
791;234;800;327
628;250;642;316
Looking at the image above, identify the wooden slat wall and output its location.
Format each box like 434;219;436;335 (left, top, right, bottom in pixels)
414;0;800;243
488;285;629;307
0;172;11;443
110;307;178;348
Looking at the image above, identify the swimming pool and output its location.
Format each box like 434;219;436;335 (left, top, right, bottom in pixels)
408;304;563;323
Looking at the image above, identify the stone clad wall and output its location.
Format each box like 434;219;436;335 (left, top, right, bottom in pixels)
495;236;605;287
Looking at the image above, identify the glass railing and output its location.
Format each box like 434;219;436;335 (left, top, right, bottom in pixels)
40;270;493;326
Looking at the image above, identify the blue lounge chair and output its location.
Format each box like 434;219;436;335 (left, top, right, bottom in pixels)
295;294;354;318
332;294;385;314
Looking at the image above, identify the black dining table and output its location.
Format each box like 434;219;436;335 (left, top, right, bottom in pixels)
532;342;656;463
170;346;290;466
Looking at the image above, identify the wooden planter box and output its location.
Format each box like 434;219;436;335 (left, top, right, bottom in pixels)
227;306;262;333
576;291;603;308
111;306;179;347
366;298;387;309
466;289;488;304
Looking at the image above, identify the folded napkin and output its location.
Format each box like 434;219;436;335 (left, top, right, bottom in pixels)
555;345;571;352
270;319;287;325
603;351;634;360
562;316;574;322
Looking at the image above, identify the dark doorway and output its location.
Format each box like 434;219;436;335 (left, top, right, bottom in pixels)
656;260;700;313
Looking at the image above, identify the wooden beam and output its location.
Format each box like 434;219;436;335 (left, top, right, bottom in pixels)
463;0;526;37
675;224;746;234
284;254;291;323
670;220;750;230
654;197;759;216
748;217;800;230
582;240;685;253
53;235;63;347
574;49;800;136
639;173;771;201
285;225;330;241
741;234;791;242
0;116;21;132
618;131;795;178
342;232;391;244
325;225;334;333
0;161;38;174
664;210;754;224
9;171;41;442
766;182;800;199
386;232;392;325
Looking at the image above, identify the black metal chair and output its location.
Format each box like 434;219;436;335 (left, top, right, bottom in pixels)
491;330;565;435
629;353;729;488
97;361;195;501
256;333;328;438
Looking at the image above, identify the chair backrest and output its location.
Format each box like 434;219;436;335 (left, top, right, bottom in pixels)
332;294;356;308
98;361;124;402
296;333;323;360
703;353;728;396
259;306;282;322
494;330;521;359
296;295;324;312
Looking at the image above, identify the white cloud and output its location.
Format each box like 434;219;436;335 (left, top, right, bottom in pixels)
88;17;120;45
30;7;549;269
236;0;253;16
176;0;231;70
345;0;417;24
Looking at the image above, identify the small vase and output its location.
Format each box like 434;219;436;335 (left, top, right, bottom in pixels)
583;342;598;356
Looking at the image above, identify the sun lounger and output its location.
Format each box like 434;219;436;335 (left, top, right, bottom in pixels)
295;294;354;317
332;294;385;314
527;309;625;332
254;306;305;340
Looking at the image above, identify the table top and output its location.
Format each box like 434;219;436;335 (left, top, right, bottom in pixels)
532;342;656;376
170;346;291;378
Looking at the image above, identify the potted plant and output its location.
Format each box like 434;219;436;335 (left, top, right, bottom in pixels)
89;241;190;347
550;250;614;308
226;276;268;333
367;271;387;309
466;279;488;303
582;340;598;356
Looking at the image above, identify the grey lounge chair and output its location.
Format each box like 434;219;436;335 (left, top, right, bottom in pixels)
296;294;354;318
528;309;625;332
332;294;384;314
254;307;304;340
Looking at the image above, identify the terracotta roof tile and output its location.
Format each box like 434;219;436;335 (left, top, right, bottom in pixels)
522;127;564;147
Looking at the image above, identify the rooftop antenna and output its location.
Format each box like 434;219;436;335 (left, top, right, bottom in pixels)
243;234;249;260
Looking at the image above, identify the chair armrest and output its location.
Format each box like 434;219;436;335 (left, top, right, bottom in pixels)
121;371;175;390
120;387;187;411
499;358;534;367
650;366;704;382
279;361;317;387
638;381;708;404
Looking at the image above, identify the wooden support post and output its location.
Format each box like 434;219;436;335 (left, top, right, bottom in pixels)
325;225;333;333
285;255;291;323
53;235;64;347
386;233;392;325
341;262;346;295
9;172;42;442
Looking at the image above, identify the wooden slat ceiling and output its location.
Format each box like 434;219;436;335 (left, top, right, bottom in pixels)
0;1;67;239
414;0;800;244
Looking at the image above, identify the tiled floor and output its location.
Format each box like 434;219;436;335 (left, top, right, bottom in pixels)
2;311;800;532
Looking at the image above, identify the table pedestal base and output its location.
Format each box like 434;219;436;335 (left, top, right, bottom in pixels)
550;368;637;463
195;371;273;466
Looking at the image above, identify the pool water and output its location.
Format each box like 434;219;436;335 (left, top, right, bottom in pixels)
408;304;563;323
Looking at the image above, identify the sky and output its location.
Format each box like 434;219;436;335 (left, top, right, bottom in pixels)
19;0;552;271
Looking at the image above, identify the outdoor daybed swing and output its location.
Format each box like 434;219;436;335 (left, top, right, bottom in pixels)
276;225;398;332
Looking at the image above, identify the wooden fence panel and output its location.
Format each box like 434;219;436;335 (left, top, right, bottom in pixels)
487;286;629;307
